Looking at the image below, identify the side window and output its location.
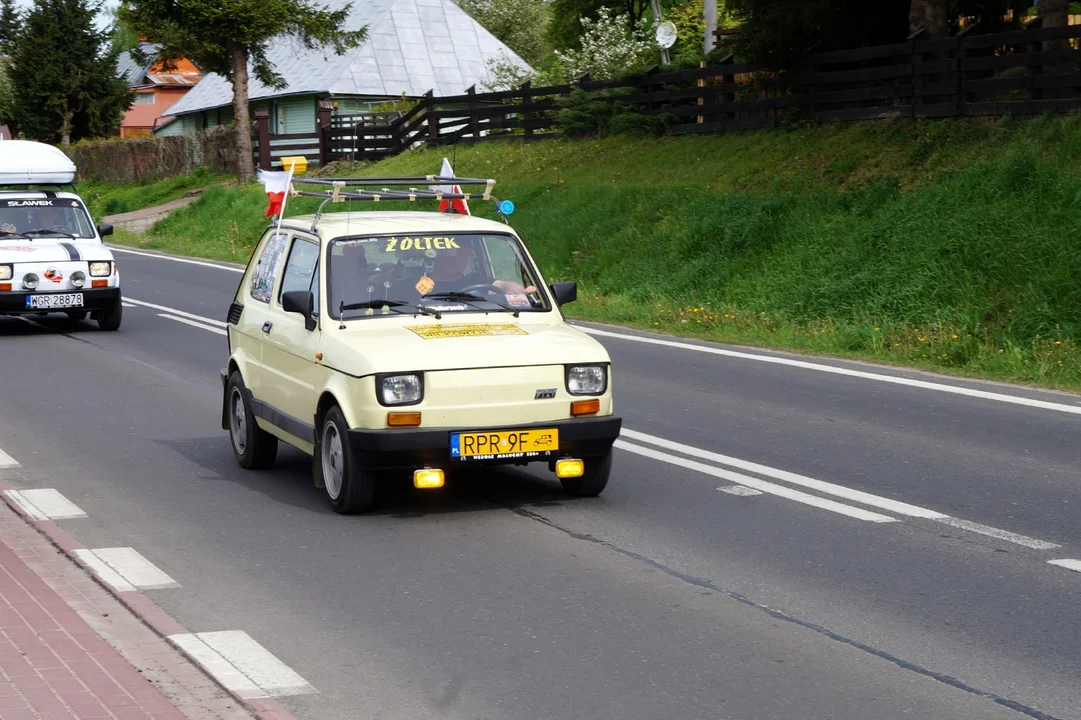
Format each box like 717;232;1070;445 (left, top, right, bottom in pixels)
309;261;321;317
278;238;320;302
250;232;288;303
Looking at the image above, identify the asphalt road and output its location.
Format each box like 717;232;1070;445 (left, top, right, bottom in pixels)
2;245;1080;720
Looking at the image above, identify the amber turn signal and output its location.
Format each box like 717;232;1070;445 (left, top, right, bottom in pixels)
0;283;10;291
570;399;600;416
387;411;421;427
91;279;108;288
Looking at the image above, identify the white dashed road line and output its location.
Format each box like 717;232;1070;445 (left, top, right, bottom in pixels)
718;485;763;497
0;448;19;469
933;517;1060;550
3;489;86;520
1048;559;1081;573
74;547;180;591
124;297;227;326
158;313;227;336
169;631;317;699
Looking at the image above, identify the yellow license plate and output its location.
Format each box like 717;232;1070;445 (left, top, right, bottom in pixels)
450;427;559;461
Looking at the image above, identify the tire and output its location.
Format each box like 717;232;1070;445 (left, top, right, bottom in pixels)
97;302;122;331
559;449;612;497
65;310;88;321
315;405;376;514
225;371;277;469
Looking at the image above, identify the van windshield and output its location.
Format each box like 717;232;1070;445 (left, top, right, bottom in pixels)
327;232;549;319
0;198;96;239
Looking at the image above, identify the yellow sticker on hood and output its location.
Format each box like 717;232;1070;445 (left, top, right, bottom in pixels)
406;323;528;339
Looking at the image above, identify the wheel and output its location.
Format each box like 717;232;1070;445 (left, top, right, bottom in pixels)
96;302;122;331
65;310;87;321
315;405;376;514
226;371;277;469
559;449;612;497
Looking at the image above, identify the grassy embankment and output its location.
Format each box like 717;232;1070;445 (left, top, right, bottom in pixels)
88;115;1081;391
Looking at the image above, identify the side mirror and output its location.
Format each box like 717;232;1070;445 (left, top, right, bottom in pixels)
282;290;316;331
98;223;113;237
550;281;577;307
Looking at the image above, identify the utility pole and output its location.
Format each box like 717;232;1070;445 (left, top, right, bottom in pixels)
650;0;671;65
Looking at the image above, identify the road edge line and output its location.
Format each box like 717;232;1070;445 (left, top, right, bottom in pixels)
0;476;298;720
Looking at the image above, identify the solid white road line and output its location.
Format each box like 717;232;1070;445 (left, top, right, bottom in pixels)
1047;559;1081;573
158;313;227;336
0;448;19;469
933;518;1060;550
622;428;948;519
75;548;180;590
3;489;86;520
718;485;763;497
110;246;244;273
124;297;227;326
170;631;317;699
615;440;898;523
122;301;137;308
581;326;1081;417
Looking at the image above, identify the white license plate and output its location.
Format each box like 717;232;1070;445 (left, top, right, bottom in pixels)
25;293;84;309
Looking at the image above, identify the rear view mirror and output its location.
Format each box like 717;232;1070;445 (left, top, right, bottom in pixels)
98;223;113;237
550;281;577;307
282;290;316;330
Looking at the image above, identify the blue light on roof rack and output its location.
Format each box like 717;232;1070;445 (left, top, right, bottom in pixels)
498;199;515;216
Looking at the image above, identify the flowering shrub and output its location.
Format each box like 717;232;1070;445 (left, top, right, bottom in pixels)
554;7;659;81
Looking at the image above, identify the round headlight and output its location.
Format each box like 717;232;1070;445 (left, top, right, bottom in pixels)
22;273;39;290
70;271;86;288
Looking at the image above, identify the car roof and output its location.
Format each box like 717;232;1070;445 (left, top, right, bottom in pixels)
280;210;517;240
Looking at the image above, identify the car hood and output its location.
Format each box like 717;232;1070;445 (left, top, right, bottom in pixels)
0;240;111;263
319;316;611;376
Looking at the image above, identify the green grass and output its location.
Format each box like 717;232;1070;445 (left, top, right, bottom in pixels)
78;166;234;220
105;115;1081;391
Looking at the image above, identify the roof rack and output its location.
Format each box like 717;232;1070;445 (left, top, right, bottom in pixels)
285;175;512;231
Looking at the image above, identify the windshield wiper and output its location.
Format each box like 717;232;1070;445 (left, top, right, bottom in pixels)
338;299;441;322
23;229;75;238
0;231;30;239
424;291;521;318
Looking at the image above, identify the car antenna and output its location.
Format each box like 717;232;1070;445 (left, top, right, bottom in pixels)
338;299;346;329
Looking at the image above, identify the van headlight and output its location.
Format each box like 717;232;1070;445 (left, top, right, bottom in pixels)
566;364;608;395
377;373;423;406
70;271;86;288
22;273;39;290
89;262;111;277
0;264;11;281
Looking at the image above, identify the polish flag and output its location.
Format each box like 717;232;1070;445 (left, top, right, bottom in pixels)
258;168;292;217
433;157;469;215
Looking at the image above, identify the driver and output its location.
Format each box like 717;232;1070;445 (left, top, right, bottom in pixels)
414;241;536;297
1;205;69;235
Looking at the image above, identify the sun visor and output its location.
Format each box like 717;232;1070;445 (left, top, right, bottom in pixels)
0;140;77;185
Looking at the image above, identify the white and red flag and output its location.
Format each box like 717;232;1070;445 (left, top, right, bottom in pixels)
432;157;470;215
258;168;293;217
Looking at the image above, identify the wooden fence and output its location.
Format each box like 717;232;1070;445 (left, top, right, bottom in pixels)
250;19;1081;169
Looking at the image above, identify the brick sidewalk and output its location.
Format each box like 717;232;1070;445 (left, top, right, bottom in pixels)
0;500;255;720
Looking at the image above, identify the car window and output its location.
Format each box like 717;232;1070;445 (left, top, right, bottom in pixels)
0;197;96;238
249;232;288;304
278;238;319;302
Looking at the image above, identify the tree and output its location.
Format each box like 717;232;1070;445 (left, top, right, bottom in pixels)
546;0;653;50
106;5;143;55
8;0;132;145
554;6;657;79
0;56;14;128
118;0;368;184
457;0;549;66
0;0;22;54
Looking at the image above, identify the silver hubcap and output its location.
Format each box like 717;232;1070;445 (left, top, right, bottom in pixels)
230;388;247;455
322;421;344;500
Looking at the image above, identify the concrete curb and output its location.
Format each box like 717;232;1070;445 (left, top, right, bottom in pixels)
0;477;299;720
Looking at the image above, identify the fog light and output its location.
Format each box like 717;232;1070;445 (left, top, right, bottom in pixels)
571;399;600;416
555;458;584;478
70;271;86;288
414;468;444;489
387;412;421;427
22;273;38;290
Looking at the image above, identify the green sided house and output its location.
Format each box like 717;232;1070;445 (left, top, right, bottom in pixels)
155;0;532;165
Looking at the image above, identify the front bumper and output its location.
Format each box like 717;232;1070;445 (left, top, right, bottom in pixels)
347;416;623;470
0;287;121;314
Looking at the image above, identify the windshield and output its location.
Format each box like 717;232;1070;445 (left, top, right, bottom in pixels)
327;232;549;319
0;197;97;239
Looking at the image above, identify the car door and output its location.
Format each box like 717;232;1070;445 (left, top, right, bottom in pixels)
257;233;324;450
230;228;290;401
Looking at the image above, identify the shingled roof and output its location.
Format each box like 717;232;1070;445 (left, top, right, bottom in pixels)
165;0;532;117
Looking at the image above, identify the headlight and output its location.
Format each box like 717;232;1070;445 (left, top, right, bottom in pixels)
89;261;111;277
566;364;608;395
0;264;11;281
378;373;423;406
70;271;86;288
22;273;38;290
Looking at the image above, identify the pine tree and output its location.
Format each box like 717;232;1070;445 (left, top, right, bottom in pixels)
9;0;133;145
0;0;22;55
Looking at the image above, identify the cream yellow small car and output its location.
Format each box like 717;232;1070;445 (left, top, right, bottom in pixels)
220;176;621;514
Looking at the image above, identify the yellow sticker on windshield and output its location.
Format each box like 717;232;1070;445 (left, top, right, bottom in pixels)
385;236;461;253
406;323;528;339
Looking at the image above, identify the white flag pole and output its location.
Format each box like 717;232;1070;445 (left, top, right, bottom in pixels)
273;163;296;238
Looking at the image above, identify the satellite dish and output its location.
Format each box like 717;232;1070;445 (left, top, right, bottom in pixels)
656;20;677;49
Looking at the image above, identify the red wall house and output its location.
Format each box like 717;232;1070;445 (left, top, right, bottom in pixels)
117;45;202;138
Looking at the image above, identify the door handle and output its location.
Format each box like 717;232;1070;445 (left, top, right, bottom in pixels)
262;321;273;333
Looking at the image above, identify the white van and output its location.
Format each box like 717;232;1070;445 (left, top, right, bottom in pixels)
0;140;122;329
